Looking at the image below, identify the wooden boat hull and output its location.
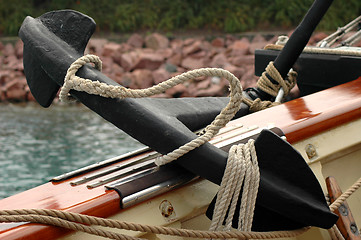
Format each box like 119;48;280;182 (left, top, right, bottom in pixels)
1;77;361;239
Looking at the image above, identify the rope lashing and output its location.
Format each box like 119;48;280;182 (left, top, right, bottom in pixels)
209;139;260;233
256;61;297;98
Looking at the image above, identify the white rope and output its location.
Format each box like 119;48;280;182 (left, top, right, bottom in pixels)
209;139;260;235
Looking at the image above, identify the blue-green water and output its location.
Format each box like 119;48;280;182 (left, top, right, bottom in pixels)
0;103;144;199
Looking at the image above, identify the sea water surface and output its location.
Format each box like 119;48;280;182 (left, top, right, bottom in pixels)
0;103;144;199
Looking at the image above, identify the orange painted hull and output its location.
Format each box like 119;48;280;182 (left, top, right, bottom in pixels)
1;77;361;239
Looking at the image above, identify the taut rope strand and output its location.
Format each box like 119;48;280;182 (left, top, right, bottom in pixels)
0;208;309;239
329;177;361;212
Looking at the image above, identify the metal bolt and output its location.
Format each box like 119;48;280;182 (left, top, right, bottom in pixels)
339;204;348;216
159;200;176;220
305;144;318;160
350;223;359;234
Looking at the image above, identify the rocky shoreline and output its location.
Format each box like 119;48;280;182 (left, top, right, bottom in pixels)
0;32;332;103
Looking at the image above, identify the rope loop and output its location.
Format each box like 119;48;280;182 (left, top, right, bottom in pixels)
60;54;244;166
256;61;297;98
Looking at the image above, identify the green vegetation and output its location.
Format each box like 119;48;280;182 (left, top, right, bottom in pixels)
0;0;360;36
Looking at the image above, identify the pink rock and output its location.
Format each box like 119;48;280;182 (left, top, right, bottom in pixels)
230;55;254;67
6;88;26;101
102;42;122;57
105;63;124;84
145;33;169;50
131;69;154;89
142;48;155;53
223;64;245;79
0;89;5;101
127;33;144;48
98;56;114;73
225;34;237;47
120;42;133;53
0;41;4;51
3;55;17;66
165;83;189;97
133;52;164;70
167;53;182;66
183;38;195;46
189;50;207;59
3;43;15;57
5;78;27;101
211;37;225;48
181;57;205;69
228;38;250;56
2;54;23;71
119;51;138;71
195;83;226;97
210;53;230;68
156;48;173;59
15;40;23;59
120;72;134;87
170;39;184;53
0;70;11;85
152;68;171;84
196;78;211;90
182;40;202;56
310;32;328;45
240;67;258;89
26;90;36;102
87;38;108;55
249;34;267;54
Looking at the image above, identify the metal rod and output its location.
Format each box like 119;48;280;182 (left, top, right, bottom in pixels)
317;15;361;47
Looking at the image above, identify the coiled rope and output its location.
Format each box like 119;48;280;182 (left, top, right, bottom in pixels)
209;139;259;233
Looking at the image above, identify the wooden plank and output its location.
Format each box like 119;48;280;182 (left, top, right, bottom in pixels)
326;176;361;240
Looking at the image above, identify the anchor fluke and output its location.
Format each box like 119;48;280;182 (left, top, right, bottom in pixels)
19;10;96;107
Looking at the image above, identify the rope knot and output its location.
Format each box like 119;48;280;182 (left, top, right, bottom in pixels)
257;61;297;99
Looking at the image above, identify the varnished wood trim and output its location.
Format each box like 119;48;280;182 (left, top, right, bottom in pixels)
326;176;361;240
